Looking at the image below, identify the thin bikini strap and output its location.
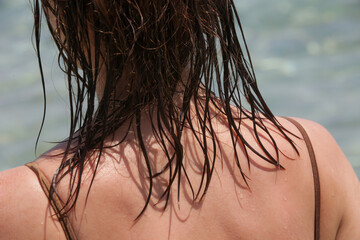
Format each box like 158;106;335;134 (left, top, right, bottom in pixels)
284;117;321;240
25;162;77;240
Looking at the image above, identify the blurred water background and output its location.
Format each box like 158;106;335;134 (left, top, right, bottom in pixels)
0;0;359;177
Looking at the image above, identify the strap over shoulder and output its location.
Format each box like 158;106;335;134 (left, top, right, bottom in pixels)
283;117;321;240
25;162;78;240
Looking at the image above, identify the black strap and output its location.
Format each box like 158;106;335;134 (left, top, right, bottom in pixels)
25;162;77;240
284;117;320;240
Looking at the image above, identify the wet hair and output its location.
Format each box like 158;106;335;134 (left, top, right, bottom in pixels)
33;0;296;219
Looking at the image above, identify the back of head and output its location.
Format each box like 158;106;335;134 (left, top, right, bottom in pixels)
33;0;295;218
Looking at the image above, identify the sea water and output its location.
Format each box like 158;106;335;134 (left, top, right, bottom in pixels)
0;0;359;177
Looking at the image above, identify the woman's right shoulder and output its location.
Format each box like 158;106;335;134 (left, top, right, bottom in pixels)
280;117;358;182
279;117;360;239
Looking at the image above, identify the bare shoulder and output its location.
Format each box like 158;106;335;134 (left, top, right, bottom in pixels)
279;117;360;239
282;117;359;185
279;117;357;179
0;158;66;239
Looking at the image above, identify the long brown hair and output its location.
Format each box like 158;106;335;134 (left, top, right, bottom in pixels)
33;0;296;219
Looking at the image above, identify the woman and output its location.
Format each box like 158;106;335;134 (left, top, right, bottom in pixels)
0;0;359;239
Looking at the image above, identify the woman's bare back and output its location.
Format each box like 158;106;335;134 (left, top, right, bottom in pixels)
1;117;359;239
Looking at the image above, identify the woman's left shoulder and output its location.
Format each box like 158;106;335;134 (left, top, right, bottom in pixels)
0;166;47;239
0;153;67;239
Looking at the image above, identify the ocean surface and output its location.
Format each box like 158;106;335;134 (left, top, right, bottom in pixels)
0;0;359;177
